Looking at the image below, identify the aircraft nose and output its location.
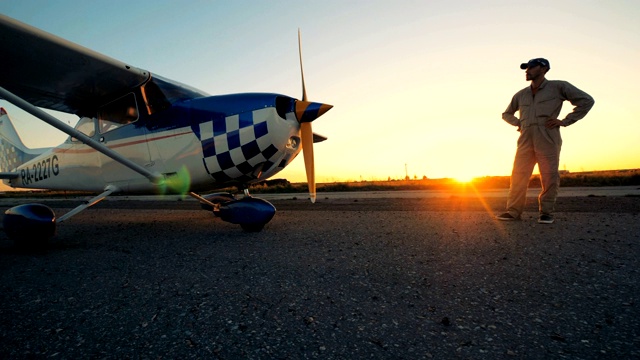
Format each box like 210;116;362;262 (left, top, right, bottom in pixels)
294;100;332;123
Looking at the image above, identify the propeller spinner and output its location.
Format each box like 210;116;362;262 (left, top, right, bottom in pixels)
296;30;332;203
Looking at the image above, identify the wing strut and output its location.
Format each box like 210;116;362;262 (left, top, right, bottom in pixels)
57;185;118;223
0;85;163;184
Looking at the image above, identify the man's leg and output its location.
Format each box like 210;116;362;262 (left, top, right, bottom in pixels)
537;146;561;216
535;126;562;224
505;133;536;217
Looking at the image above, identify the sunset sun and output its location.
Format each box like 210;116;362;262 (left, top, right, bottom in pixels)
451;170;478;183
453;175;475;183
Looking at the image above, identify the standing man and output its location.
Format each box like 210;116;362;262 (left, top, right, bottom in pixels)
497;58;594;224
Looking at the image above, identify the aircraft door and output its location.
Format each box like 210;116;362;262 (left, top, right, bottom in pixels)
64;116;102;189
96;93;155;187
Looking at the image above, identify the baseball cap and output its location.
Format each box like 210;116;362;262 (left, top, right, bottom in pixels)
520;58;550;70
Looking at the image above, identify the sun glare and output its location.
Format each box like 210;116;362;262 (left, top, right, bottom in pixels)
453;175;475;184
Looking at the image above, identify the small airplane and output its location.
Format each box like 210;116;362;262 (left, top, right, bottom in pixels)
0;14;332;246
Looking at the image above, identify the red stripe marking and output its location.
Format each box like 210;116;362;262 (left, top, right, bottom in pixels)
53;131;193;154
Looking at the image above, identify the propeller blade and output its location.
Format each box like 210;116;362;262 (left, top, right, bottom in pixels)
295;99;331;203
298;29;313;202
300;121;316;203
297;29;332;203
298;29;307;101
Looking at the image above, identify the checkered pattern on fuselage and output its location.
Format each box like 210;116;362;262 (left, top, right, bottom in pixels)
199;109;280;183
0;138;21;172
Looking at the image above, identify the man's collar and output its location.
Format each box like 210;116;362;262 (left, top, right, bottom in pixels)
531;78;548;90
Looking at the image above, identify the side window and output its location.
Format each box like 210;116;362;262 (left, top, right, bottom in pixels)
71;117;96;142
98;93;138;134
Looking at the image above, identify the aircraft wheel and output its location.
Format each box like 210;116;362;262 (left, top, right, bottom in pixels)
3;203;56;250
240;223;265;232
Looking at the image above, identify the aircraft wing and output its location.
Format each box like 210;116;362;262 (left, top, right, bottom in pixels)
0;15;150;115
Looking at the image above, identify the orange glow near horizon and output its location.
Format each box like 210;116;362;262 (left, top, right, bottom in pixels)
453;175;475;184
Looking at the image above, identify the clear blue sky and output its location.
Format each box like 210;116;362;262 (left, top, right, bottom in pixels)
2;0;639;182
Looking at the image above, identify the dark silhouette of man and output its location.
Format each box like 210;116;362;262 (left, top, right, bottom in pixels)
497;58;594;224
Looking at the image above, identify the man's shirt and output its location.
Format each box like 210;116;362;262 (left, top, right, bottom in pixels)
502;79;594;128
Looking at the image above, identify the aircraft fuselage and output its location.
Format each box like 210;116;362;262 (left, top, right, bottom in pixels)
8;82;303;194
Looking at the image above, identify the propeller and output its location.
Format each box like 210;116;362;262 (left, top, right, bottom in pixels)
296;30;332;203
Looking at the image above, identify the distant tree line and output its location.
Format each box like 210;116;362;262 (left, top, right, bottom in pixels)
250;169;640;193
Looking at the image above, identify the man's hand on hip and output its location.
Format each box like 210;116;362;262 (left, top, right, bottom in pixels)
545;118;564;129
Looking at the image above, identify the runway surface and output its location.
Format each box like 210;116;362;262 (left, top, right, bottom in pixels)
1;188;639;358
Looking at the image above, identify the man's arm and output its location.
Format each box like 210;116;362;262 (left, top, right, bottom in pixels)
560;81;595;126
502;93;521;127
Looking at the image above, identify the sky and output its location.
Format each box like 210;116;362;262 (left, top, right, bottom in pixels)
1;0;639;183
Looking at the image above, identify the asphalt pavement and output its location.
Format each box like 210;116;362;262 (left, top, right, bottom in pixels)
0;190;639;359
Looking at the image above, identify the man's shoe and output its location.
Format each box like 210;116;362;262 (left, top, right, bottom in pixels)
538;214;555;224
496;213;520;221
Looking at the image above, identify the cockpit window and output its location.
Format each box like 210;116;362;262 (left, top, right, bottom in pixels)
71;117;96;142
98;93;138;134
